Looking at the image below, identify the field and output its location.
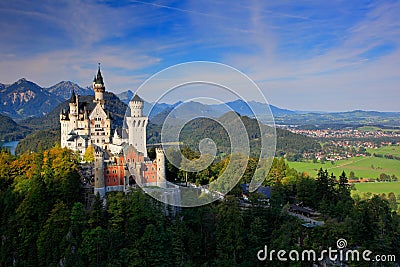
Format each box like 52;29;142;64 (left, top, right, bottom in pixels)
357;126;400;132
287;156;400;179
367;145;400;157
354;182;400;195
357;126;381;132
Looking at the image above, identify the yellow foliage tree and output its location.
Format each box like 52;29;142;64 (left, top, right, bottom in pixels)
83;145;94;163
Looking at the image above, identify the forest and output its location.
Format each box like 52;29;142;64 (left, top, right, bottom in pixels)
0;147;399;266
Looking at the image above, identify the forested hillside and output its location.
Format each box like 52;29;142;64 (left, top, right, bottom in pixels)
15;128;60;155
0;149;398;266
0;114;31;143
149;112;321;158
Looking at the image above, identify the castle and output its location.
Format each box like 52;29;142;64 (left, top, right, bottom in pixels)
60;64;166;197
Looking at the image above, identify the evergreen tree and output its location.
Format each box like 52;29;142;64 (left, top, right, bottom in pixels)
16;173;50;266
216;196;244;266
388;192;398;211
65;202;86;266
88;193;106;229
37;201;70;266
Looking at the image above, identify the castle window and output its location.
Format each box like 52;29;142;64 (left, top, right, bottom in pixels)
106;170;110;174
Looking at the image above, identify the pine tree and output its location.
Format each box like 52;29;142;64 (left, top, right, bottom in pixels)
37;201;70;266
65;202;86;266
216;196;244;266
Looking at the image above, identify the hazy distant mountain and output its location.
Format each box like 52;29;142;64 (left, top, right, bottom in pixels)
212;99;296;117
0;78;63;119
147;99;296;124
117;90;180;118
45;81;93;100
116;90;134;104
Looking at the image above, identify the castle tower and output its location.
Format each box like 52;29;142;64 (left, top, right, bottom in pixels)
69;89;78;129
156;147;166;187
126;94;148;157
94;146;106;198
93;63;105;108
60;90;78;148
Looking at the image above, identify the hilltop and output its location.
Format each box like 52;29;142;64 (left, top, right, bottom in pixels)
0;114;30;143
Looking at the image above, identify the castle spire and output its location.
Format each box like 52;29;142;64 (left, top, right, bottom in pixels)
95;63;104;85
93;63;106;106
69;89;76;103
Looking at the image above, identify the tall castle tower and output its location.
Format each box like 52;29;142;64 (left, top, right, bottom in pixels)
89;64;111;148
126;94;148;157
156;147;166;187
94;146;105;198
93;63;105;108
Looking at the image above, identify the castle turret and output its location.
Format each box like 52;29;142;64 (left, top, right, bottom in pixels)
69;89;78;117
93;63;105;108
94;146;106;198
126;94;148;157
156;147;166;187
130;94;144;117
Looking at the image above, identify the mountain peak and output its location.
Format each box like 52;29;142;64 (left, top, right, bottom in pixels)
16;78;27;84
46;80;93;100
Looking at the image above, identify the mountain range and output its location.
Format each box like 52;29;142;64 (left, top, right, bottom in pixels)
1;79;400;128
46;81;93;100
116;90;295;120
0;79;93;120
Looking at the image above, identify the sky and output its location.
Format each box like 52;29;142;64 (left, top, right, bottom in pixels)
0;0;399;111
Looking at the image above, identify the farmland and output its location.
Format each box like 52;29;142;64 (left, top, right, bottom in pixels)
367;145;400;157
354;181;400;195
287;156;400;179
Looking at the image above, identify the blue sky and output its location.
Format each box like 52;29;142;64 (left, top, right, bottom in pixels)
0;0;399;111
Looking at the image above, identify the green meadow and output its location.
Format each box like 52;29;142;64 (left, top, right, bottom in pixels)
367;145;400;157
287;156;400;179
357;126;400;132
353;182;400;195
